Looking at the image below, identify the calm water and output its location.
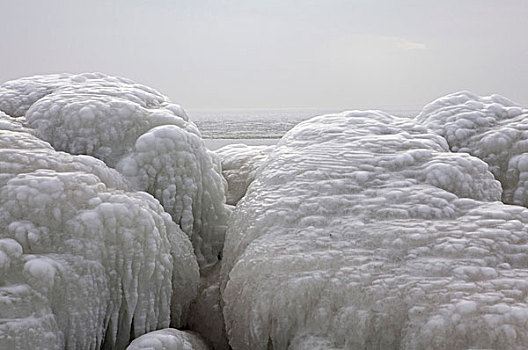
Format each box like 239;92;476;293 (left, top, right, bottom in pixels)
188;109;418;150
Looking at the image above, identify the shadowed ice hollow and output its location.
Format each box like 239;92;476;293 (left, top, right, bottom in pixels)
215;144;274;206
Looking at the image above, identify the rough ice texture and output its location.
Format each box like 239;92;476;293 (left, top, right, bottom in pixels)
417;91;528;207
0;73;230;267
126;329;210;350
221;111;528;349
0;123;199;349
0;113;130;191
215;144;273;205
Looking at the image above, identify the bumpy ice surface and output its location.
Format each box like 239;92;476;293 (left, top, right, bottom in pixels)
221;110;528;349
417;91;528;207
126;329;209;350
5;73;528;350
0;73;230;267
0;74;237;349
0;112;200;349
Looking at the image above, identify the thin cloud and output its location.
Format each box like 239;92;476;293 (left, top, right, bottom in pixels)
369;35;427;51
397;39;427;51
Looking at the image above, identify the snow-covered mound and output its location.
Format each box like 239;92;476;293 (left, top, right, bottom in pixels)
221;111;528;349
0;116;199;349
417;91;528;207
215;144;273;205
127;329;209;350
0;73;230;267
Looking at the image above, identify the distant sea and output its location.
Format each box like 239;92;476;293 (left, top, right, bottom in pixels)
188;109;418;150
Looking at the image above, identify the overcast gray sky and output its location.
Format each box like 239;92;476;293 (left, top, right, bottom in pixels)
1;0;527;109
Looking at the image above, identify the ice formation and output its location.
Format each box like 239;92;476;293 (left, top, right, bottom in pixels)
221;111;528;349
126;328;210;350
5;72;528;350
417;91;528;207
0;73;230;267
0;85;202;348
0;122;200;349
215;144;273;205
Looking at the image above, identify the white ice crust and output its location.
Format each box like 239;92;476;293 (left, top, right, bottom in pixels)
221;111;528;349
215;144;273;205
417;91;528;206
5;74;528;350
0;73;230;267
0;79;205;349
0;121;200;349
126;329;210;350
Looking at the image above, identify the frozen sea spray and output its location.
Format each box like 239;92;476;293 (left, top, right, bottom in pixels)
221;110;528;349
417;91;528;207
0;73;230;267
0;110;199;349
127;329;210;350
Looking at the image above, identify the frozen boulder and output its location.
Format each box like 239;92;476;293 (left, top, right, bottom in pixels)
417;91;528;206
0;73;172;119
221;111;528;349
0;73;230;267
215;144;273;205
127;329;210;350
127;328;210;350
0;127;199;349
0;119;130;190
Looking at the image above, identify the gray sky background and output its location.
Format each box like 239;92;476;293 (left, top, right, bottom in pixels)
1;0;527;110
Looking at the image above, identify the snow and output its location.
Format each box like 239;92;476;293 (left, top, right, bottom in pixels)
417;91;528;207
214;144;273;205
0;73;230;267
220;110;528;349
126;329;210;350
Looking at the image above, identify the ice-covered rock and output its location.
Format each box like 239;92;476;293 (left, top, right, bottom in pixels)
0;73;230;267
215;144;273;205
417;91;528;207
126;329;210;350
221;111;528;349
0;73;172;119
0;126;199;349
0;115;130;190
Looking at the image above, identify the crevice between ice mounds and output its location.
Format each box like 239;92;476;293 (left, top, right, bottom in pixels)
215;143;274;206
0;72;230;268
